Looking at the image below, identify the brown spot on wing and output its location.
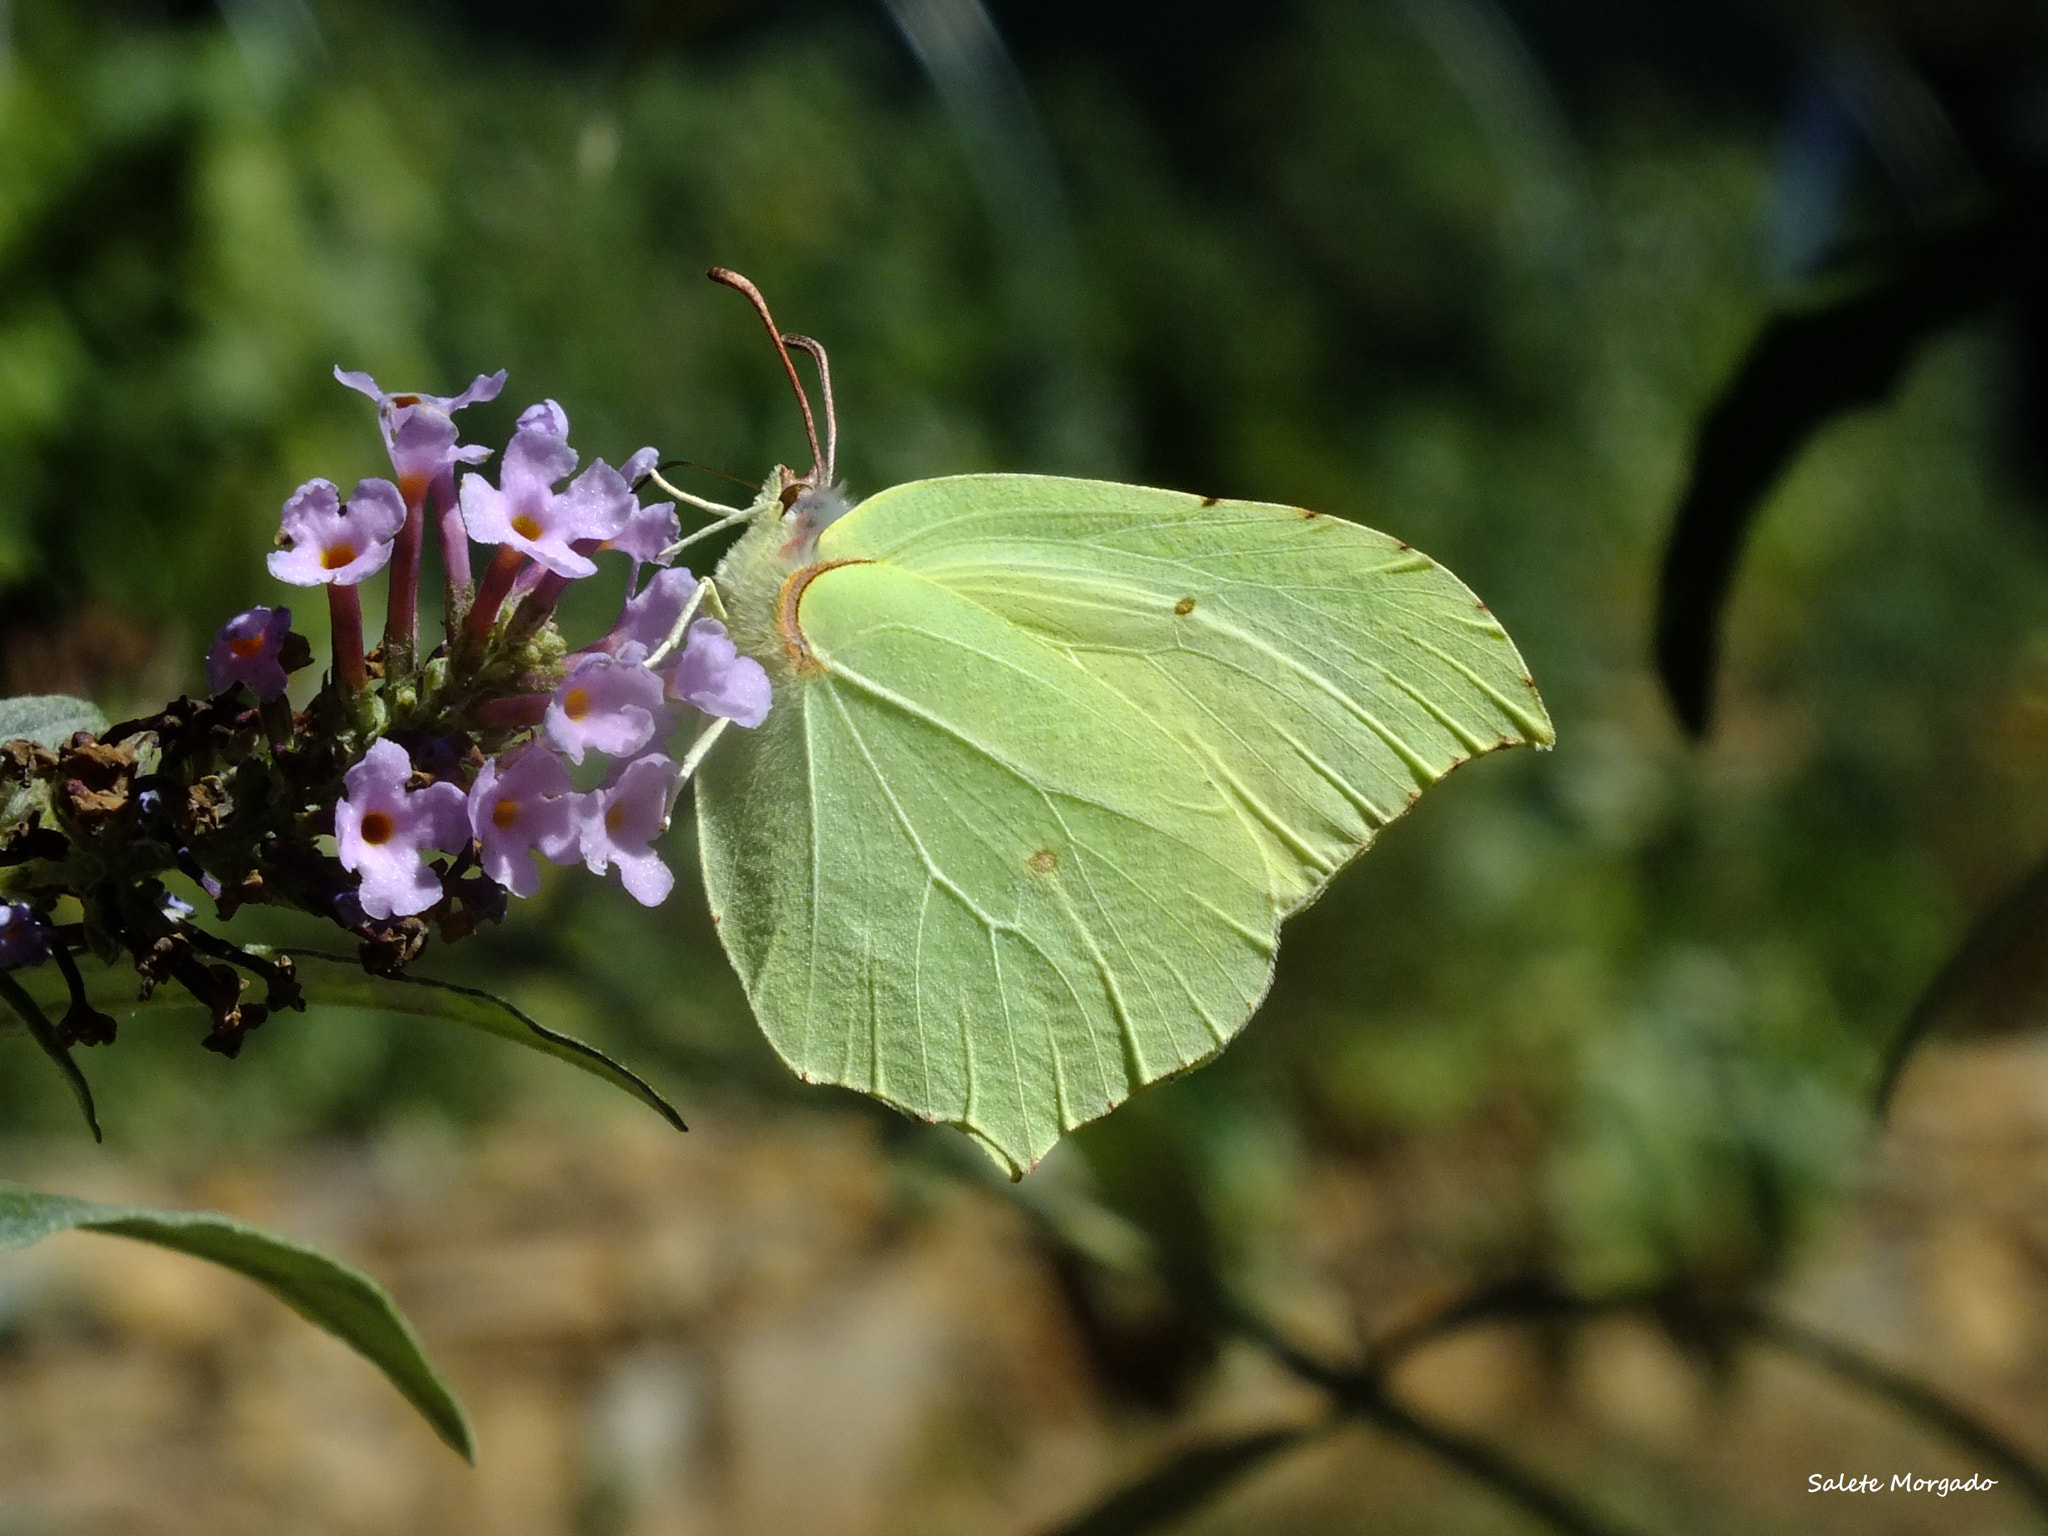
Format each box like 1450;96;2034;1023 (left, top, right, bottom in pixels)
1174;596;1196;616
1027;849;1058;874
1299;508;1321;519
1199;494;1220;507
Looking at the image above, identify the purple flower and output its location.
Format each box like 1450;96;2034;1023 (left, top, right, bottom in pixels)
469;746;581;899
665;619;772;728
268;478;407;587
606;448;676;563
595;567;697;660
458;404;636;579
206;605;294;700
335;367;505;505
545;654;671;765
517;399;569;438
580;754;682;906
0;902;49;969
607;497;680;565
334;739;471;920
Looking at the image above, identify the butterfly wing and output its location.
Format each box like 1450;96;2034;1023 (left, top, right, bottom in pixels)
697;555;1277;1174
818;476;1553;912
698;474;1552;1174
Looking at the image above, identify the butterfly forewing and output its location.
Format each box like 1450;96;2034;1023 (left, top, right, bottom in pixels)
821;476;1553;914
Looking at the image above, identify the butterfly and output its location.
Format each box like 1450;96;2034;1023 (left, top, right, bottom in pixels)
682;272;1553;1176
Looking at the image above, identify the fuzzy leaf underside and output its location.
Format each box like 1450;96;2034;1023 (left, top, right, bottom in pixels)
700;475;1552;1176
0;1181;472;1458
0;694;109;750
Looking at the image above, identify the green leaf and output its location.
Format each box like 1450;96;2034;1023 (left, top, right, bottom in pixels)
10;948;687;1132
0;1180;472;1459
701;475;1553;1174
0;971;101;1141
272;949;687;1131
0;693;109;748
1043;1427;1316;1536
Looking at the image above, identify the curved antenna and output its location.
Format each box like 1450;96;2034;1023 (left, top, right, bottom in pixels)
654;456;756;491
707;268;824;485
782;335;836;486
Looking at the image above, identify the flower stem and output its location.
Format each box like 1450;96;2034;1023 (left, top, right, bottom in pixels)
384;484;424;677
465;545;526;642
328;585;367;692
433;473;473;636
506;570;573;638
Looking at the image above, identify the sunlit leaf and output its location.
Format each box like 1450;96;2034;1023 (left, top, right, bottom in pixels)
0;1180;472;1459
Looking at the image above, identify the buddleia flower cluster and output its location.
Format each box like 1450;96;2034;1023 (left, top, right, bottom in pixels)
0;369;769;1060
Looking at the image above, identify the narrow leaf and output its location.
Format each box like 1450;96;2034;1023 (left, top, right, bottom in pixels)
0;693;110;749
12;948;687;1132
1042;1427;1314;1536
0;971;101;1141
1875;849;2048;1115
0;1181;472;1459
1655;212;2025;735
274;949;687;1131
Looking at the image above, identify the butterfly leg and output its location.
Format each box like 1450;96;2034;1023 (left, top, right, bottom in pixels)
645;467;748;521
643;576;730;669
655;504;755;565
649;575;737;830
662;714;732;829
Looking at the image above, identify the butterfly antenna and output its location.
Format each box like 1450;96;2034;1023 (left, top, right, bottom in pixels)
707;268;825;486
656;456;756;491
783;335;836;486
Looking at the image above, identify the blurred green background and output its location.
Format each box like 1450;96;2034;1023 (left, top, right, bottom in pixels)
2;2;2047;1533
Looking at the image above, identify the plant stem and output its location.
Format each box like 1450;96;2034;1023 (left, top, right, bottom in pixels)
465;546;524;642
433;473;473;636
328;586;367;693
385;481;424;677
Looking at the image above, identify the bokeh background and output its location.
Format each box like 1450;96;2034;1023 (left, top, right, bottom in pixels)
2;1;2047;1532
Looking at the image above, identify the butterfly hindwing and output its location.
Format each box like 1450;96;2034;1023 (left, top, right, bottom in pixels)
698;557;1276;1173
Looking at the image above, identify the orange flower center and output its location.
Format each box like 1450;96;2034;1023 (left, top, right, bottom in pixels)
359;810;395;846
511;513;543;540
492;798;523;832
561;687;590;721
605;802;627;835
229;635;267;659
321;543;359;571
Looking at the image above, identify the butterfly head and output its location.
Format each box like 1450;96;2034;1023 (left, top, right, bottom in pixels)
774;472;854;559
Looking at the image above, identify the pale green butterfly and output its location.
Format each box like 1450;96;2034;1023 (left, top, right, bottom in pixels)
659;272;1554;1177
